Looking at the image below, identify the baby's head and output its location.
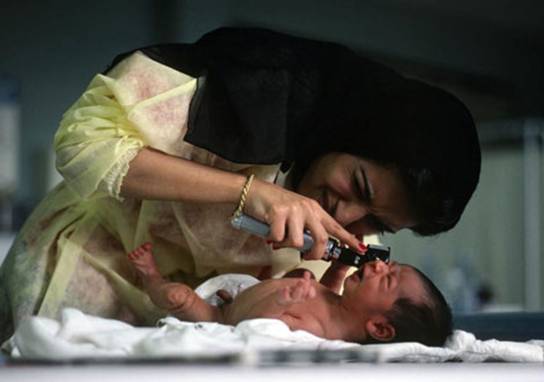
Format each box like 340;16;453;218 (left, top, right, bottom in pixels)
341;261;452;347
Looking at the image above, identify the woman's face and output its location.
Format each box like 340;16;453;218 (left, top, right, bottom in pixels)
296;152;418;237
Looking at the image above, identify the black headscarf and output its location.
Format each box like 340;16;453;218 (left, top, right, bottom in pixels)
105;27;481;234
106;27;402;167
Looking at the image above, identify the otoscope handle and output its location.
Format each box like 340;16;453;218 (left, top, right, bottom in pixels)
230;213;391;266
230;214;335;253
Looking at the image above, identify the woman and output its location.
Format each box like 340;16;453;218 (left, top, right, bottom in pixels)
0;27;480;342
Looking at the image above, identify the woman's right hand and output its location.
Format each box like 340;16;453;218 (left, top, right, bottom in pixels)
244;178;365;261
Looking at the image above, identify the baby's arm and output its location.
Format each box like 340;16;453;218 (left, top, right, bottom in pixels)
252;272;322;332
283;262;350;295
233;271;317;321
273;273;326;337
275;271;317;306
319;261;351;294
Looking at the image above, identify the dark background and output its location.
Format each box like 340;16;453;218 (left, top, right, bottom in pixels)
2;0;543;206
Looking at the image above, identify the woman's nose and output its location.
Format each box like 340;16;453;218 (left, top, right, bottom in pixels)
334;200;368;227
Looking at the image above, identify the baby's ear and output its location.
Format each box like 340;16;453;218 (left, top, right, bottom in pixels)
365;317;396;342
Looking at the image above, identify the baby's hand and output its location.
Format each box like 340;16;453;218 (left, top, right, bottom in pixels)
276;271;316;306
320;260;352;294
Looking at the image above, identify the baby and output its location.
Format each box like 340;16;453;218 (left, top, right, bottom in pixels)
128;243;452;346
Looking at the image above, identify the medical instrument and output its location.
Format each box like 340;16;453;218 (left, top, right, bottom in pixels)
231;213;390;267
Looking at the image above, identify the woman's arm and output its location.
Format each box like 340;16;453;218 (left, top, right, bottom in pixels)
122;148;364;260
56;54;363;260
121;147;247;204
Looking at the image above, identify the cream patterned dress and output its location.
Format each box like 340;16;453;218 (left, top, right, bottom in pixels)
0;52;301;342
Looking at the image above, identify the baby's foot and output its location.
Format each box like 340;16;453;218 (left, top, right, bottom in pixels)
127;242;161;279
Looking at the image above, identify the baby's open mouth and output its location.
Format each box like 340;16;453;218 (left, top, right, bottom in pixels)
356;266;365;282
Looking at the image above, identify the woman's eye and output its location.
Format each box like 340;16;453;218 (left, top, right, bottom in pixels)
352;171;368;202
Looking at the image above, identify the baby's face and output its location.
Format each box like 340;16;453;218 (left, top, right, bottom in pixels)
341;261;427;316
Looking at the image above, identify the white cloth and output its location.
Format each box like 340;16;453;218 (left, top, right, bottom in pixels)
5;274;544;363
194;273;260;306
359;331;544;363
5;308;352;359
5;308;543;362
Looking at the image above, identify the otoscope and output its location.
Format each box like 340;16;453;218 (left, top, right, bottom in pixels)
231;213;391;267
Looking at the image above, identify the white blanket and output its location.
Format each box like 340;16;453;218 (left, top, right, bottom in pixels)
5;274;544;363
5;308;543;363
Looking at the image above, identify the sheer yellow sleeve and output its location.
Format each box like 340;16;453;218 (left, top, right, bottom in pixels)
54;51;197;201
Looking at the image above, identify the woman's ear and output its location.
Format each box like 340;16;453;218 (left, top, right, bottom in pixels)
365;317;396;342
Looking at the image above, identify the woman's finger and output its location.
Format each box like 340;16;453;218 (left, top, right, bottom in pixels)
282;214;305;249
303;219;329;260
323;214;365;253
268;212;287;243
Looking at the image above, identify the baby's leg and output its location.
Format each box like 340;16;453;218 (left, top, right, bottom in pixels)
128;243;223;322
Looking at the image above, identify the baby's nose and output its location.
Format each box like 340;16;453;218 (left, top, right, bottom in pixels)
367;260;388;274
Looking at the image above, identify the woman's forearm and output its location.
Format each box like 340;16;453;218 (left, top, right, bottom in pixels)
121;147;247;204
123;148;364;260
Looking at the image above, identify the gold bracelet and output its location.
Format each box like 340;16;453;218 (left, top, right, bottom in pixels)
232;174;255;219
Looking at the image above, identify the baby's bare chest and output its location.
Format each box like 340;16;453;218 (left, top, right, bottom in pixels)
222;279;332;326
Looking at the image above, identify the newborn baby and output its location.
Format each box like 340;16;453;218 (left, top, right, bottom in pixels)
128;243;452;346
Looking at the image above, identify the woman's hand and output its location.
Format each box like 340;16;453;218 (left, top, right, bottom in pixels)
244;178;365;260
